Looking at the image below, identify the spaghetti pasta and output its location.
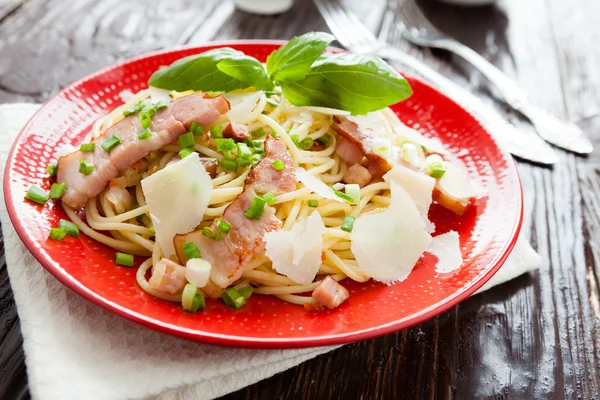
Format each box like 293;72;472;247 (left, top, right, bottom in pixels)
64;87;440;309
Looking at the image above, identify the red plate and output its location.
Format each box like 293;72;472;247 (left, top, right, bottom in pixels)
3;41;522;348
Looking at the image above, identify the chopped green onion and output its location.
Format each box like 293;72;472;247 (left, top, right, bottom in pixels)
48;183;66;199
216;219;231;234
252;127;266;138
48;227;67;240
179;131;195;149
264;91;281;96
429;163;446;179
142;104;157;117
290;134;299;146
155;100;168;110
182;284;205;312
122;101;144;116
246;139;262;149
341;215;356;233
25;185;49;205
182;241;201;260
101;134;122;153
80;143;95;152
210;125;223;138
316;134;330;145
266;98;279;107
345;183;360;204
215;138;236;152
189;121;204;136
202;226;220;240
222;288;247;309
79;159;94;175
139;111;152;129
250;154;262;165
244;196;266;220
115;252;134;267
220;158;238;171
262;192;276;205
238;153;258;167
47;164;57;177
298;137;314;150
192;292;205;311
145;151;157;161
137;128;152;140
179;148;194;159
237;142;252;157
308;199;319;208
332;187;353;203
238;286;254;299
272;159;286;171
58;219;79;237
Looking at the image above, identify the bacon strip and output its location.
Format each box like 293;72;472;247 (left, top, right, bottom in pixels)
174;187;281;289
311;276;349;309
57;94;230;209
223;123;250;142
174;134;297;290
245;134;296;195
331;116;392;178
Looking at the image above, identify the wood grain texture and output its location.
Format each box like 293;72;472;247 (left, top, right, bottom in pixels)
0;0;598;399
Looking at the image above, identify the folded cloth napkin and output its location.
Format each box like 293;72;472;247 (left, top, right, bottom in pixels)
0;104;541;400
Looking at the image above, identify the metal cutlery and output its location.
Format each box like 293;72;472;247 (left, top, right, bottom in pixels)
314;0;558;164
395;0;592;154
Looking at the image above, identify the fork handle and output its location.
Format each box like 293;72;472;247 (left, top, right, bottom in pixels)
375;46;558;164
435;39;535;112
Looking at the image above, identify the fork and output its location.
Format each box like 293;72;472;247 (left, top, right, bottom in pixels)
395;0;592;154
314;0;558;165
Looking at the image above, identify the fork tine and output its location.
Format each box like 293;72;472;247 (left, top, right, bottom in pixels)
314;0;378;49
395;0;438;32
313;0;351;47
342;7;380;45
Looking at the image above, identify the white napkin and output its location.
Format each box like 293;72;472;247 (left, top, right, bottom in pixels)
0;104;541;400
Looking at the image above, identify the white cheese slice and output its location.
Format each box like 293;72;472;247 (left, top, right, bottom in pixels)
384;165;435;217
295;167;345;203
351;182;432;284
427;231;463;273
55;144;77;160
436;164;478;204
149;86;172;104
224;91;264;124
265;211;325;285
141;153;212;257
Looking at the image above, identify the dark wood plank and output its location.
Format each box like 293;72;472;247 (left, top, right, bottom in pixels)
0;0;598;399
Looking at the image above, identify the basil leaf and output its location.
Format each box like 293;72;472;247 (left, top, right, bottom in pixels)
216;58;274;91
266;31;335;85
148;48;265;92
280;53;412;115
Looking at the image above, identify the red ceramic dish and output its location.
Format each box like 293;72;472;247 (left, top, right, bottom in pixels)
3;41;523;348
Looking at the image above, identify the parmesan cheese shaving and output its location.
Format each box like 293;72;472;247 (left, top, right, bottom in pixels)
427;231;463;273
436;164;478;205
141;153;212;257
265;211;326;285
149;86;172;104
224;91;265;124
351;182;432;284
295;167;344;203
384;165;435;217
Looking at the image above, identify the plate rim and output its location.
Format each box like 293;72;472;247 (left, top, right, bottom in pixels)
3;40;524;349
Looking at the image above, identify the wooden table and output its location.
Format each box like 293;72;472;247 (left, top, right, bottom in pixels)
1;0;599;398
